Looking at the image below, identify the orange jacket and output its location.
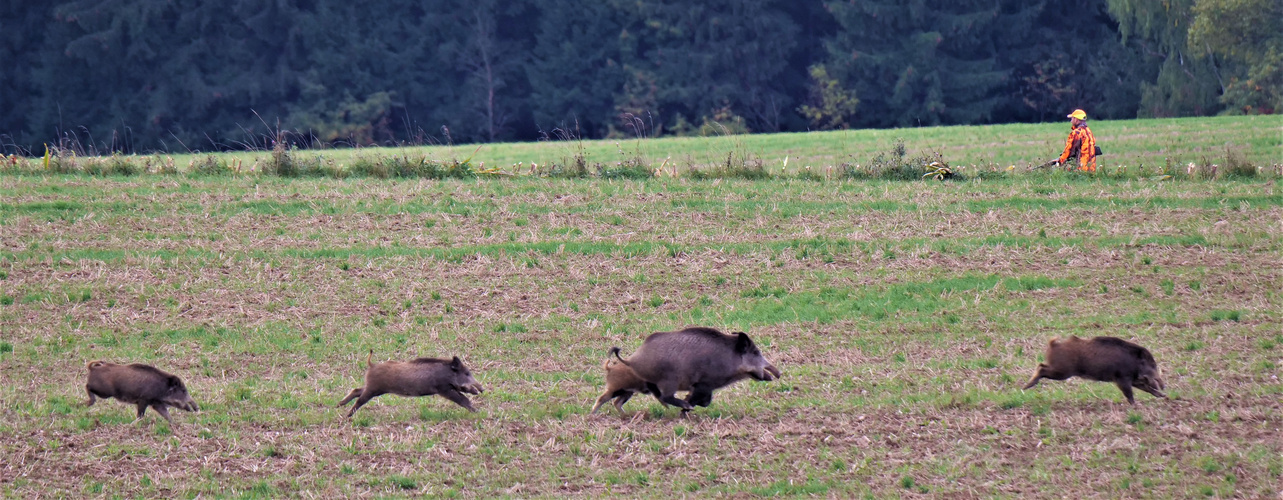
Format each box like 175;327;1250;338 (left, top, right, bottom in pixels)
1058;123;1097;172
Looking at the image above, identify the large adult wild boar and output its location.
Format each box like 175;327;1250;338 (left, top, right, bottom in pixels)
612;327;781;414
338;351;484;417
1023;336;1167;404
84;361;200;425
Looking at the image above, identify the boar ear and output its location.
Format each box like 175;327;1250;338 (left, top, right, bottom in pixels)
450;356;463;370
734;332;754;353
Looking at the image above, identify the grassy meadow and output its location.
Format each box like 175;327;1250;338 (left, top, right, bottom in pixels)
1;117;1282;497
8;115;1282;178
209;114;1282;174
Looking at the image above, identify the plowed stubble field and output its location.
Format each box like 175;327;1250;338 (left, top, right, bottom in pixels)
1;175;1280;497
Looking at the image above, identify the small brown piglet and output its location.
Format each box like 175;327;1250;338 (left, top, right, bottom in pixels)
338;351;484;417
1023;336;1168;404
590;352;652;415
85;361;200;425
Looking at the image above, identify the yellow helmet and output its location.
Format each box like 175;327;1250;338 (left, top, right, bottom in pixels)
1067;109;1087;120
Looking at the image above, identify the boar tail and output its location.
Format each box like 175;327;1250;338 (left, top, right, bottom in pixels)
365;349;374;368
609;347;631;366
86;360;105;369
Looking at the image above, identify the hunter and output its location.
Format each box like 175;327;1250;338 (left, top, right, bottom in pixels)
1056;109;1097;172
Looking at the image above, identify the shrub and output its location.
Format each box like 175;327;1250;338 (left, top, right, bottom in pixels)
190;155;230;176
688;151;769;180
1222;145;1257;178
264;139;297;177
347;155;390;178
106;154;138;176
597;158;653;179
46;148;79;174
840;140;952;181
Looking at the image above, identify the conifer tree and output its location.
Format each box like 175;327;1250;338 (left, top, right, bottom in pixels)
526;0;626;138
614;0;800;133
824;0;1036;127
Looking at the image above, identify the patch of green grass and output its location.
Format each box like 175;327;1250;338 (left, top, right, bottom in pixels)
230;385;254;402
494;322;527;333
1209;309;1242;322
1003;275;1077;291
701;273;1076;326
751;479;831;496
1199;456;1222;474
248;480;275;497
388;475;417;490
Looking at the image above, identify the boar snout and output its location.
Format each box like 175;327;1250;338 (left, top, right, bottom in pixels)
164;397;198;412
1137;373;1167;398
747;363;782;381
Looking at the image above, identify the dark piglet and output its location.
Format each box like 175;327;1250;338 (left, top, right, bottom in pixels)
85;361;200;425
613;327;781;414
1023;336;1168;404
338;351;484;417
590;355;652;415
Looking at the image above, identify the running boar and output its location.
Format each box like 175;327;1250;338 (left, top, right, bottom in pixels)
338;351;484;417
84;361;199;425
1023;336;1168;404
590;354;652;415
612;327;781;414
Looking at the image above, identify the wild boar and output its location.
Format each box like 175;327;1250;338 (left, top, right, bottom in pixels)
1022;336;1168;404
612;327;781;414
338;351;484;417
589;355;652;415
84;361;199;425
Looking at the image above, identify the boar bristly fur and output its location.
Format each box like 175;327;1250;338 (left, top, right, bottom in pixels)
590;349;652;414
338;351;484;417
1023;336;1168;404
85;361;199;425
613;327;781;414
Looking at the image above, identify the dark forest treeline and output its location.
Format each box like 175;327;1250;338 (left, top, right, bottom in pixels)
1;0;1277;154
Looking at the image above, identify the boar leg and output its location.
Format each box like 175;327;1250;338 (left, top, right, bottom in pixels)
344;390;384;418
84;388;98;407
686;388;715;408
1022;364;1069;389
438;389;477;412
612;391;635;414
648;382;694;411
590;398;608;414
1114;380;1136;405
337;388;363;408
591;390;622;414
151;404;175;425
131;403;149;423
